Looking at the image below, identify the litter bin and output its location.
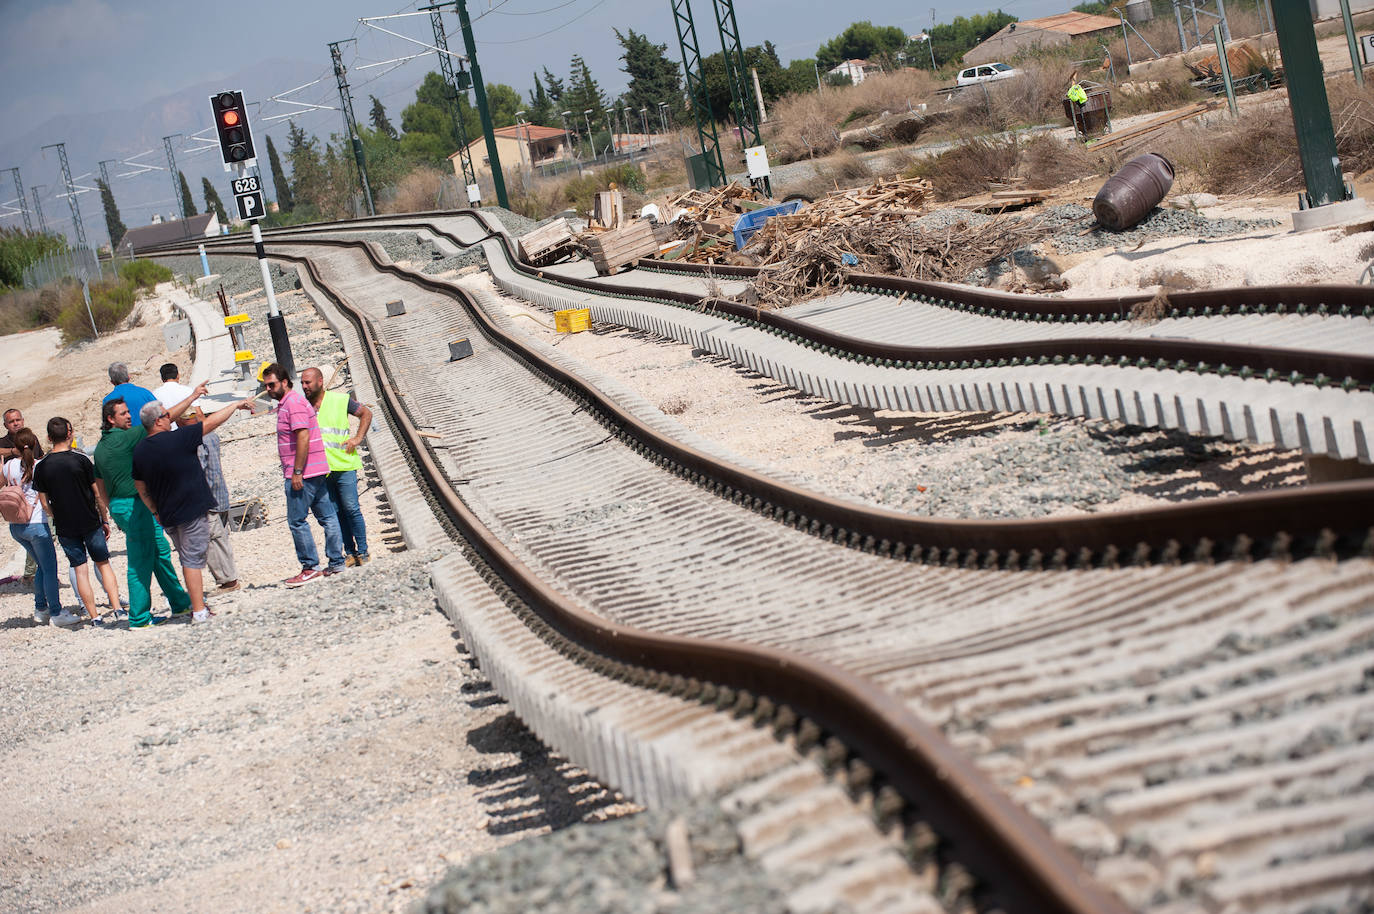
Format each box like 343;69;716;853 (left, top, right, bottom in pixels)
1065;88;1112;140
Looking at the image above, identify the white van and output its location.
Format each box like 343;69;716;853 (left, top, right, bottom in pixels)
956;62;1020;86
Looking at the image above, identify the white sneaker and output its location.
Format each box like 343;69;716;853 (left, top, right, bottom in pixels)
192;609;210;623
33;610;50;625
49;610;82;627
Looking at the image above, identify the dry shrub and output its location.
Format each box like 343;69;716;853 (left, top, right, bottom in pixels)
817;148;873;183
947;58;1079;132
1112;76;1206;118
659;395;690;415
506;168;570;221
768;90;851;162
844;69;941;122
1130;288;1171;323
0;288;44;336
382;166;447;214
1159;76;1374;196
1018;134;1104;188
909;134;1020;200
768;71;940;163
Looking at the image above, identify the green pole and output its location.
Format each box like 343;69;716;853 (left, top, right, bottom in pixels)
1339;0;1365;87
1271;0;1348;207
1213;24;1239;117
455;0;508;209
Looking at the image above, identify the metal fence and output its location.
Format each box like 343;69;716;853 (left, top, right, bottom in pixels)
22;245;104;290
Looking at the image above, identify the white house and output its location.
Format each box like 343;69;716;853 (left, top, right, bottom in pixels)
827;59;879;85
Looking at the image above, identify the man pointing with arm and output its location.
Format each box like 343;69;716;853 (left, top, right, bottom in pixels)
131;388;253;622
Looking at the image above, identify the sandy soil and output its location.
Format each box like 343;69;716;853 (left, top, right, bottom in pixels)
0;297;192;447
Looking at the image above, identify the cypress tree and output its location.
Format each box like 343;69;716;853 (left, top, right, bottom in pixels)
201;177;228;225
178;171;197;218
266;134;294;212
96;177;126;248
527;74;554;126
368;95;398;140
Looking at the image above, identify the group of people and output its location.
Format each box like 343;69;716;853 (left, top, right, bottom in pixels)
2;359;373;629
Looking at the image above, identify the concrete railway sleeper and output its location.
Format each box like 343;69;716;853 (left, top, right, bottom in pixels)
155;234;1374;912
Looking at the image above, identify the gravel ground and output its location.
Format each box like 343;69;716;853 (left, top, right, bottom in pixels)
418;802;789;914
1041;202;1282;254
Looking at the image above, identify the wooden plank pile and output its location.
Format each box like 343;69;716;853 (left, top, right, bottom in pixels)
954;189;1049;213
657;176;938;266
517;218;576;266
584;219;661;275
1088;100;1221;151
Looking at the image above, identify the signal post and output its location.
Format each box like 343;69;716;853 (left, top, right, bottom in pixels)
210;90;295;380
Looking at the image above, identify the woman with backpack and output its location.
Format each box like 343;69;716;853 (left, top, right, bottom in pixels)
3;428;80;627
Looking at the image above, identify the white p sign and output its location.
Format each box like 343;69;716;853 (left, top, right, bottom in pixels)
234;189;265;221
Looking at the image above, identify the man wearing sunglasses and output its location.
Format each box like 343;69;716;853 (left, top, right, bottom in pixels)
262;363;345;587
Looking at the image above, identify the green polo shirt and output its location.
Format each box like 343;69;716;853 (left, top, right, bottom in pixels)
94;425;148;500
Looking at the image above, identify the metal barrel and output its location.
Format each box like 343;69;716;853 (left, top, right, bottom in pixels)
1092;152;1175;231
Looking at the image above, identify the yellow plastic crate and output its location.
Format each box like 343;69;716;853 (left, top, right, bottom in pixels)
554;308;591;334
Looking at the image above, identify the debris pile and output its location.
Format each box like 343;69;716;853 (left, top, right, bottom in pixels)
747;211;1051;309
660;183;773;263
1185;42;1271;79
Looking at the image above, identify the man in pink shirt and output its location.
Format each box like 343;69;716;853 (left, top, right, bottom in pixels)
263;363;344;586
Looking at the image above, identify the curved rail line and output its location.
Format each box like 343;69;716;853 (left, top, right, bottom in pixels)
156;231;1374;566
152;228;1374;912
152;234;1133;914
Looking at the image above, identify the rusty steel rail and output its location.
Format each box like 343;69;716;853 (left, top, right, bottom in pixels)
156;234;1135;914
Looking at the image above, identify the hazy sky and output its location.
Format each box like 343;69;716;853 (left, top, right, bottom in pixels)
0;0;1080;240
1;0;1080;138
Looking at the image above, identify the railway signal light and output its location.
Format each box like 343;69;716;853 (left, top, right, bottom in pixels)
210;90;256;170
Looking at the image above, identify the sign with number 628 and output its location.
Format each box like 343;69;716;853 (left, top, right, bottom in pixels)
231;175;260;195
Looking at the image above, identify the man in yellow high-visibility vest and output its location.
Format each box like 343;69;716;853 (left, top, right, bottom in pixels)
301;367;373;567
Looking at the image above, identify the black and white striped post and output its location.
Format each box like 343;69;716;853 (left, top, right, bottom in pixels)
250;214;295;381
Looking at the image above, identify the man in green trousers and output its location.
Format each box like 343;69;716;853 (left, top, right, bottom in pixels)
93;389;203;628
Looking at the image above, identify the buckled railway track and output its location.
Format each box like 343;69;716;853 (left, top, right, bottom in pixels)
150;215;1374;913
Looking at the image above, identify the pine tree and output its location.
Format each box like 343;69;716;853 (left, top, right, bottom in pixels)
96;177;126;248
614;28;684;127
564;55;607;136
369;95;398;139
177;171;197;218
266;134;294;213
201;177;228;225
